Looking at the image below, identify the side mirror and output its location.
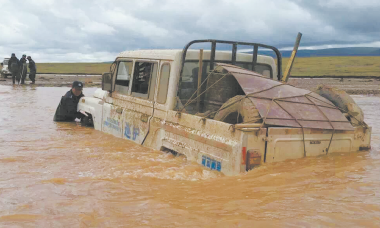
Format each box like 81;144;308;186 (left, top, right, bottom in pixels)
102;72;112;91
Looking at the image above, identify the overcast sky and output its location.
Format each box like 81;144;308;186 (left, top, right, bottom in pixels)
1;0;379;62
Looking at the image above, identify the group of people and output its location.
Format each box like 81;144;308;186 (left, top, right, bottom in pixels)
8;53;36;85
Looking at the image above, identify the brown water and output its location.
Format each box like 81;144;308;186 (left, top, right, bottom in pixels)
0;85;379;227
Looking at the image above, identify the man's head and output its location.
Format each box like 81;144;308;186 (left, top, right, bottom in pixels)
22;54;26;58
11;53;15;57
27;56;32;61
72;81;83;96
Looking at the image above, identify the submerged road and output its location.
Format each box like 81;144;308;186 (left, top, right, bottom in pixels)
0;85;379;227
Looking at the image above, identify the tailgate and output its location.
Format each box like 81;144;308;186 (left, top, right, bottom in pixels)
265;127;358;163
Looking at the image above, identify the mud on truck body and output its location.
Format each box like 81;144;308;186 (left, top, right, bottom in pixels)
78;38;372;176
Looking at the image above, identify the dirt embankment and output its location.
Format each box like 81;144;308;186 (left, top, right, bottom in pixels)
1;74;379;94
0;74;102;88
287;78;380;95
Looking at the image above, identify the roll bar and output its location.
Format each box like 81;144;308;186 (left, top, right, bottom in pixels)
178;39;283;81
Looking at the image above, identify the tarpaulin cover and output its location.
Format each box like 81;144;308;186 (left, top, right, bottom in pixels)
215;63;354;131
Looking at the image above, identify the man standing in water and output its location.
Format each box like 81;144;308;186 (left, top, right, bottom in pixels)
54;81;85;122
27;56;36;84
8;53;19;85
19;54;27;84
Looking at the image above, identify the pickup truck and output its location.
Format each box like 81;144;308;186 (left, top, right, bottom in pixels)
78;39;371;176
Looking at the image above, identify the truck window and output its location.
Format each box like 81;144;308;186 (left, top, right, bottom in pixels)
131;61;158;100
178;60;273;113
115;61;133;95
178;61;209;114
157;64;171;104
183;61;273;79
235;63;273;79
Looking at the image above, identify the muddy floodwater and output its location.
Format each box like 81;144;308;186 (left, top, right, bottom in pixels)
0;85;379;227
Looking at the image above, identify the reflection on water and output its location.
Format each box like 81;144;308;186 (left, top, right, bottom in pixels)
0;85;379;227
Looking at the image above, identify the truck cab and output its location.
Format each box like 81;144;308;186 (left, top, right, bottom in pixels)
78;40;371;176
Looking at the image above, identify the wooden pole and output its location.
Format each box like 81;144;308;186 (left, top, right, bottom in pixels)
282;32;302;83
196;49;203;112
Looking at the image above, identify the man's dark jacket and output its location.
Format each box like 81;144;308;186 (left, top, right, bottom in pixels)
19;58;27;74
20;57;27;64
28;59;36;74
53;90;84;121
8;57;20;72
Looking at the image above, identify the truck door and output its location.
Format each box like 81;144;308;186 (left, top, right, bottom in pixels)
120;60;159;145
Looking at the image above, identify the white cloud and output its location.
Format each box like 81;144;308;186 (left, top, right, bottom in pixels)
102;9;168;38
81;22;116;35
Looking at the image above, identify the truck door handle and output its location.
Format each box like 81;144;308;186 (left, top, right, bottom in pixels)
141;114;149;123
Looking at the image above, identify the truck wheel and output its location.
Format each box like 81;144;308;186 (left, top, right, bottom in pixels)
204;72;243;113
314;85;364;126
213;95;261;124
81;115;94;127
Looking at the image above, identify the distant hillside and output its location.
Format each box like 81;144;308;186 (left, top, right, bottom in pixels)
255;47;380;58
32;63;110;74
2;57;380;77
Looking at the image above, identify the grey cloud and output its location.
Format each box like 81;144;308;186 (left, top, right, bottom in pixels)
0;0;379;62
291;0;380;42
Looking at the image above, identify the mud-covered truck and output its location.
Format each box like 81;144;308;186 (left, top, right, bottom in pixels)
78;38;371;176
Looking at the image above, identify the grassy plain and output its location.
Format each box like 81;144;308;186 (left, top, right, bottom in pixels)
286;56;380;77
35;63;111;74
0;63;111;74
1;57;380;76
